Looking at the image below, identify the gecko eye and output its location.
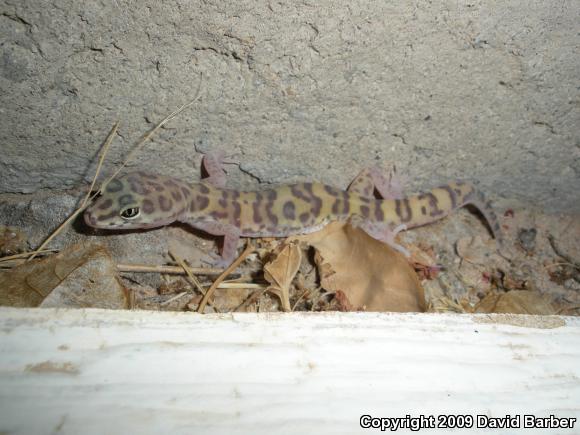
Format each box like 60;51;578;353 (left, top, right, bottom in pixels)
120;207;140;219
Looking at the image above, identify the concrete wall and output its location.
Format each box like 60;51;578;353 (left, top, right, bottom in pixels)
1;0;579;211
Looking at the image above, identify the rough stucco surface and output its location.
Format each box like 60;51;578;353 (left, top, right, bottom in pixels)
0;1;579;212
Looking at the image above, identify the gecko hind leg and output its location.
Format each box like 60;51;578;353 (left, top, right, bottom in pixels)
347;165;406;200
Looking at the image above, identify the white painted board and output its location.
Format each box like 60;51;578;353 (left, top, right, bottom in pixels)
0;308;579;434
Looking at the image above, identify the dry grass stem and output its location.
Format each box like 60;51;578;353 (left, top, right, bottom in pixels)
81;121;119;208
196;243;255;313
218;282;266;289
99;74;203;192
169;251;207;296
26;76;203;262
27;123;120;261
160;291;189;307
117;263;226;275
0;249;58;263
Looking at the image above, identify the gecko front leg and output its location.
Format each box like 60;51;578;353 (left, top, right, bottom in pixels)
182;219;241;267
201;151;228;188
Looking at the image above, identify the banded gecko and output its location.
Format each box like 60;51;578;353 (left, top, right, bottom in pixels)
84;153;502;266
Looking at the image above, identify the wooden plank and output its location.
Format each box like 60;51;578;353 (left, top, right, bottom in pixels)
0;308;579;434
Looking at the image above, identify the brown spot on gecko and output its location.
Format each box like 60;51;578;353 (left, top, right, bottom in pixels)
197;196;209;211
265;192;278;225
290;185;311;203
98;199;113;210
331;199;340;215
135;183;150;196
106;179;123;193
440;185;457;209
324;185;340;197
299;212;310;224
395;198;412;223
171;190;182;201
360;205;370;219
232;201;241;226
253;192;263;224
198;184;210;194
374;201;384;221
283;201;296;220
421;206;427;216
118;194;134;207
342;192;350;215
181;187;190;199
266;190;277;201
419;193;445;218
142;199;155;214
218;190;228;208
159;196;173;212
304;183;322;216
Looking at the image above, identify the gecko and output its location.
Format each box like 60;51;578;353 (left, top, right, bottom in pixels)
84;153;502;266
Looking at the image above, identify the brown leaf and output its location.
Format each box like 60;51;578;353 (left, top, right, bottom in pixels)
0;243;127;309
293;222;425;312
473;290;556;315
263;242;302;311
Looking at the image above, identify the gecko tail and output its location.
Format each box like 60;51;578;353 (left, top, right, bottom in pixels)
462;187;504;246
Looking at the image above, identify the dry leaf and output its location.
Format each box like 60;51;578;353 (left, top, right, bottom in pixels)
263;242;302;311
473;290;556;315
0;243;127;308
294;222;425;312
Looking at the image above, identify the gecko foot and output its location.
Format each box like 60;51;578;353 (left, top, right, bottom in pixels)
364;221;410;257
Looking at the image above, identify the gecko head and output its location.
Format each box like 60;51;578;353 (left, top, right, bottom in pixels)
84;172;191;230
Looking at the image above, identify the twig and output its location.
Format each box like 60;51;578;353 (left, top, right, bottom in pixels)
26;76;204;262
99;74;203;192
169;251;207;295
81;121;119;208
219;282;266;289
196;243;254;313
0;249;58;263
27;123;119;261
160;291;189;307
117;263;228;275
